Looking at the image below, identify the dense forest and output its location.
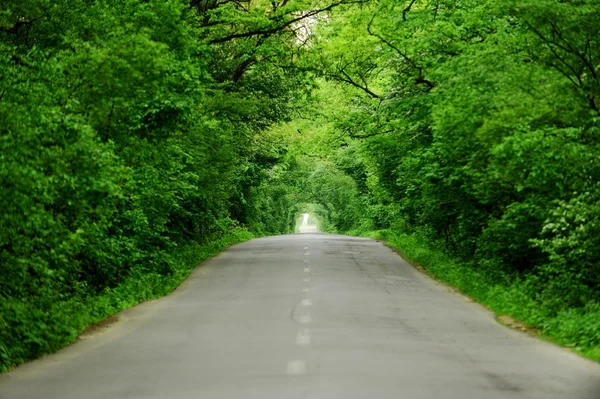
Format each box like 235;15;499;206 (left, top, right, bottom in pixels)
1;0;599;371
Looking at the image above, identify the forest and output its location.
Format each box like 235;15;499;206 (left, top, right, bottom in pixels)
1;0;599;371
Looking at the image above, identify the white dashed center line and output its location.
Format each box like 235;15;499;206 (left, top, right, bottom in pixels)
286;360;306;375
296;329;311;345
288;244;312;376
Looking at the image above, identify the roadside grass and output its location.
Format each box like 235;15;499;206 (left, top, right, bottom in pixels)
349;228;600;363
0;228;255;373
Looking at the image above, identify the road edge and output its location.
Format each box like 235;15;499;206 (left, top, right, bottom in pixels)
357;232;600;366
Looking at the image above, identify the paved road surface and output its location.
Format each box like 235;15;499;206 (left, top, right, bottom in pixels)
1;233;599;399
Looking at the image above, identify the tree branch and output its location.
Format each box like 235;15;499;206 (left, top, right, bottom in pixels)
350;129;393;139
209;0;362;44
367;13;435;89
415;76;434;89
0;14;46;34
232;57;257;82
549;21;598;81
337;70;381;98
524;20;599;114
402;0;417;21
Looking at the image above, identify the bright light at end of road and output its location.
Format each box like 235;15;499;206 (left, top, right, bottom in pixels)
299;213;318;233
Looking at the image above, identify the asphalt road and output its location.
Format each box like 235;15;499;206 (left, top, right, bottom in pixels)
2;233;600;399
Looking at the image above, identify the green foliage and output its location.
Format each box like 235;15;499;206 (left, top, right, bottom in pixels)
1;0;336;371
277;0;600;360
3;0;600;371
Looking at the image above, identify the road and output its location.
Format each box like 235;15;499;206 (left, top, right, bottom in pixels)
1;233;599;399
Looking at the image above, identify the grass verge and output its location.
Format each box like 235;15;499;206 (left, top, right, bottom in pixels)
349;228;600;363
0;228;255;373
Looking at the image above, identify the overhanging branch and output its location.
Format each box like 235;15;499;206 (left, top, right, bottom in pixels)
350;129;393;139
209;0;363;44
0;14;46;34
367;13;435;89
402;0;417;21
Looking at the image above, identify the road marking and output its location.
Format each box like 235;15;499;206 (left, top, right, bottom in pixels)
304;267;311;272
301;299;312;306
305;252;310;256
303;277;310;283
286;360;306;375
299;313;311;324
302;287;310;293
304;246;309;250
296;329;311;345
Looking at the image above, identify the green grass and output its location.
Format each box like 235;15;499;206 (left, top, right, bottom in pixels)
0;228;255;373
349;228;600;363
